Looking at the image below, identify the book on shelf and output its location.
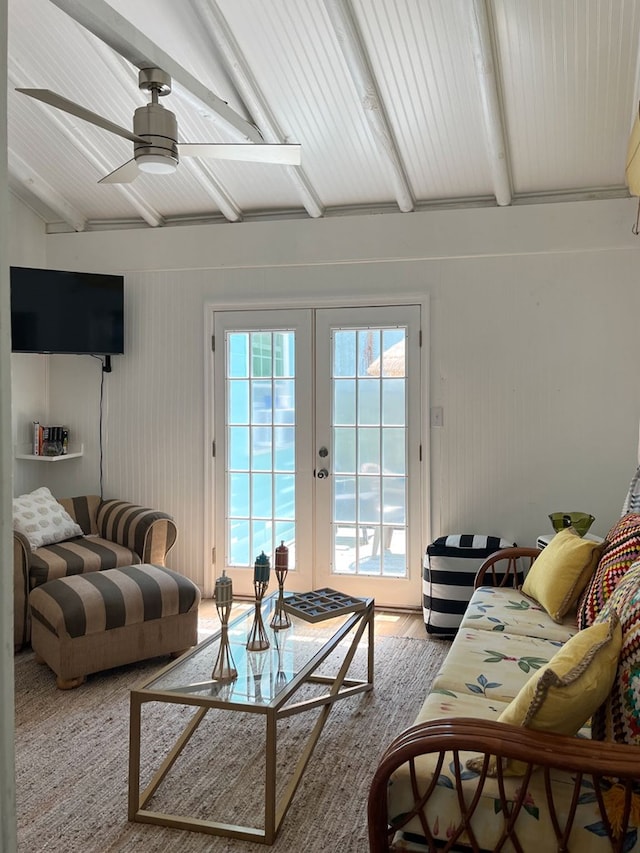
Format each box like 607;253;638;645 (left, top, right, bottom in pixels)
32;422;69;456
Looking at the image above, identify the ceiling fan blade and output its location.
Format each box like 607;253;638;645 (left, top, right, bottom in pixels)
179;143;302;166
16;88;147;145
98;159;140;184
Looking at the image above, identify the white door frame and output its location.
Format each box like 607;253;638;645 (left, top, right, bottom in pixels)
203;293;431;601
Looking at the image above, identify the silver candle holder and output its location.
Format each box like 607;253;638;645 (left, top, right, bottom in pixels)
270;540;291;630
211;571;237;682
247;552;270;651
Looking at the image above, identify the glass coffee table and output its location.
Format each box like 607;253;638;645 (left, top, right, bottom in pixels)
128;592;374;844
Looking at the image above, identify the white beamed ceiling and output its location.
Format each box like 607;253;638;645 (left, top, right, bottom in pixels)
7;0;640;231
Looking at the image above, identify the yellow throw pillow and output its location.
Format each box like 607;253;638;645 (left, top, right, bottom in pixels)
522;527;604;622
466;615;621;776
499;615;621;731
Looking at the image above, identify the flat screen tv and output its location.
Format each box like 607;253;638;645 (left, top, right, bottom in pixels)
10;266;124;355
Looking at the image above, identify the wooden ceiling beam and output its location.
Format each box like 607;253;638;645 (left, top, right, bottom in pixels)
49;0;263;144
9;150;87;232
323;0;414;214
469;0;512;207
192;0;324;219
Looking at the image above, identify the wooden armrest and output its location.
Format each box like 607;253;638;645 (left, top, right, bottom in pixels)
474;546;541;589
368;718;640;852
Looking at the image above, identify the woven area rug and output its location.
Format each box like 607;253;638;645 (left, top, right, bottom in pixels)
15;631;448;853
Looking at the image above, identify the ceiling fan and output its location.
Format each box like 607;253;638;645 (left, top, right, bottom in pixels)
16;67;302;184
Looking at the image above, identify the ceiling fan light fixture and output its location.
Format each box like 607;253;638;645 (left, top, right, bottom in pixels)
17;69;301;186
137;153;177;175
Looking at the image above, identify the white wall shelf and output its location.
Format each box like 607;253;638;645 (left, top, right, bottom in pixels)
15;444;84;462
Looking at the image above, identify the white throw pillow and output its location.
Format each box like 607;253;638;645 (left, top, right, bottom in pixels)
13;487;83;551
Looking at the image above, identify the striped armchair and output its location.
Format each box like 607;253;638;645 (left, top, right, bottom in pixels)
13;495;178;650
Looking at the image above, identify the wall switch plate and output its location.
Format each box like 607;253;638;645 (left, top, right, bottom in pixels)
430;406;444;427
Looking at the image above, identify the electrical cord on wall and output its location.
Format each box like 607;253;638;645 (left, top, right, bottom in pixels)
90;355;107;499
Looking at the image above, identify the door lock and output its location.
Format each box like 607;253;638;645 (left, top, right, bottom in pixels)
318;446;328;458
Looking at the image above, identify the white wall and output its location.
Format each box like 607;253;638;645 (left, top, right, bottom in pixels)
41;198;640;594
8;192;46;265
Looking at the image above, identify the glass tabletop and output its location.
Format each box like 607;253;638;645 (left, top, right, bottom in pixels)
139;593;370;708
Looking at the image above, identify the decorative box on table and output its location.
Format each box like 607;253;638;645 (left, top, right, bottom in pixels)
283;588;366;622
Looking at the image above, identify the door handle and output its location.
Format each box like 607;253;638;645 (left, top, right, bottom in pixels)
316;468;329;479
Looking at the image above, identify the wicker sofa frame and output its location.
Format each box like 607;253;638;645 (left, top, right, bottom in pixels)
13;494;178;651
368;548;640;853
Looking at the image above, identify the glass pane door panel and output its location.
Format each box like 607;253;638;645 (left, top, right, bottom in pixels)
314;305;421;607
382;379;405;424
214;310;313;598
226;331;296;568
230;519;250;566
332;327;407;576
334;427;355;471
228;381;249;423
334;379;356;424
229;427;249;469
274;427;294;470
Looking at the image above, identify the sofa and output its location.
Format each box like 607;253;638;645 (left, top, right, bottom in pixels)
369;515;640;852
13;488;178;650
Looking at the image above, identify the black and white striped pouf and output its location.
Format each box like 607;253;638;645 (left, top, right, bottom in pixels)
423;535;515;638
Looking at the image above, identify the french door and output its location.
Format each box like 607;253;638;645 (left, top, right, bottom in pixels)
211;304;423;608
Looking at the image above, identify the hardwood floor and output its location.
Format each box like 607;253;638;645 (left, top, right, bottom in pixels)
372;609;426;639
198;597;425;639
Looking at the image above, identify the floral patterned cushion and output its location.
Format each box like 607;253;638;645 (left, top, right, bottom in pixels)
577;513;640;630
461;586;578;643
430;625;562;705
592;563;640;743
389;690;610;852
387;559;635;853
431;616;619;779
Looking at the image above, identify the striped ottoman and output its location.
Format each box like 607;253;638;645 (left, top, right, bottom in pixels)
29;564;201;689
423;535;516;637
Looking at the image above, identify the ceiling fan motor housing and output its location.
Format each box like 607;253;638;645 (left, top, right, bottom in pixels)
133;103;179;167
